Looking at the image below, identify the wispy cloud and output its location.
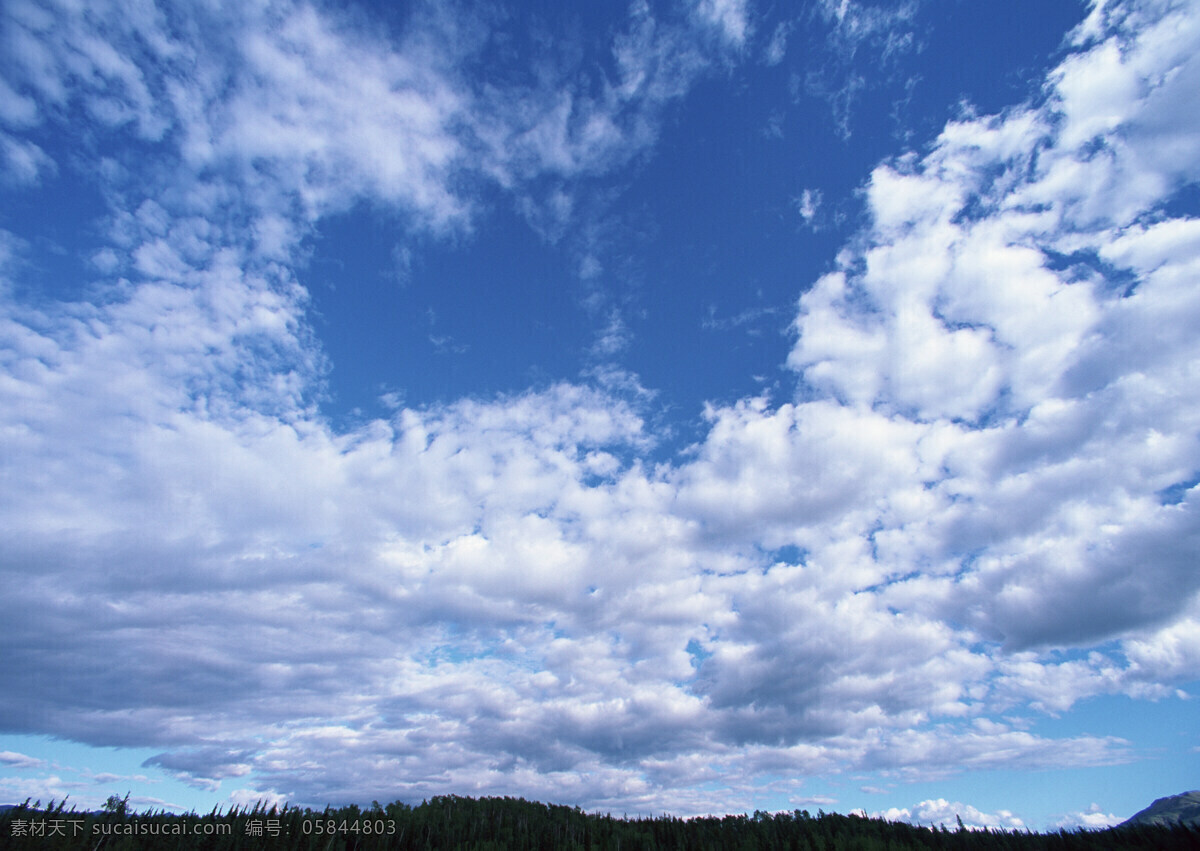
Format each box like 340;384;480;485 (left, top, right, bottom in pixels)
701;303;779;332
804;0;920;137
763;21;792;66
693;0;752;48
0;751;46;770
793;188;821;227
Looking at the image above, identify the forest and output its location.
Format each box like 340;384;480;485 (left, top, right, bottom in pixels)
2;795;1197;850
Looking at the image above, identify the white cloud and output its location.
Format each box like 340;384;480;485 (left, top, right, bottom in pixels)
876;798;1025;830
228;787;289;811
592;309;631;356
0;750;46;769
816;0;919;56
0;775;73;808
1;0;172;140
786;0;1200;661
0;75;38;127
794;188;821;226
1054;803;1124;830
805;0;919;137
0;132;53;185
218;4;469;227
464;0;726;261
1;0;1199;819
1121;609;1200;690
763;21;791;65
693;0;751;47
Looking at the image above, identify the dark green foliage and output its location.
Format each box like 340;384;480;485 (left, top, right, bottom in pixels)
2;795;1197;850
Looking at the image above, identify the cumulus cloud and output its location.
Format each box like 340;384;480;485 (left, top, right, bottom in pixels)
876;798;1025;830
0;0;1198;818
787;0;1200;654
1054;803;1124;830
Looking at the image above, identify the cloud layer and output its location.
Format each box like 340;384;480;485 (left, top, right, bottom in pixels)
1;0;1199;820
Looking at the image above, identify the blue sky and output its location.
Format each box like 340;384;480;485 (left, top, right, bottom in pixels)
2;0;1199;832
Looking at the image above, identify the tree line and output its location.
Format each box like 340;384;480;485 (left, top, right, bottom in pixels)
2;794;1196;850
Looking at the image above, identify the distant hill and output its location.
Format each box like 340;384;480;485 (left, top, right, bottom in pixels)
1121;790;1200;828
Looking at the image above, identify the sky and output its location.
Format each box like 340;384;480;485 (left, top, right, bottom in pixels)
1;0;1199;832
